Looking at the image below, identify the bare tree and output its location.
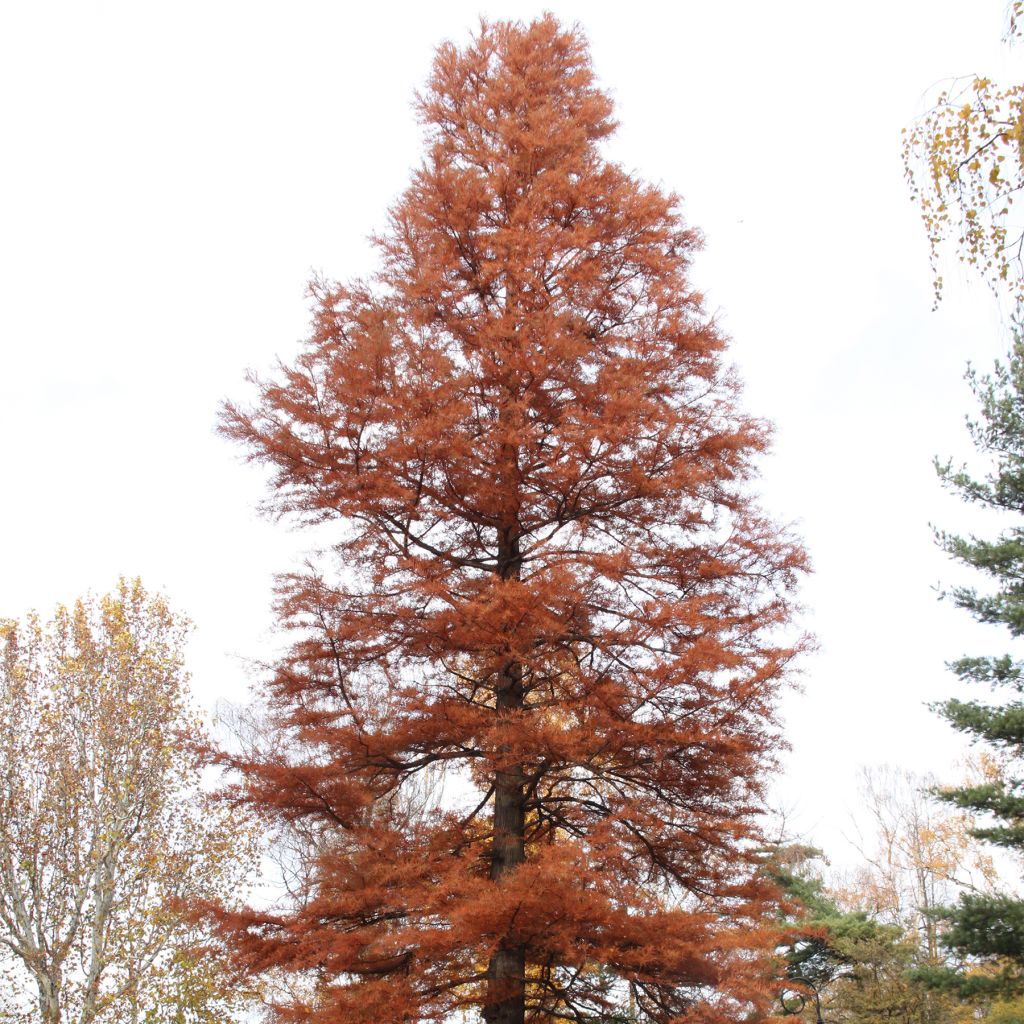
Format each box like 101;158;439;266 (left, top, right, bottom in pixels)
839;764;998;961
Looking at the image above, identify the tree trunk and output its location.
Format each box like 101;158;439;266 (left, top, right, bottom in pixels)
484;529;526;1024
37;972;61;1024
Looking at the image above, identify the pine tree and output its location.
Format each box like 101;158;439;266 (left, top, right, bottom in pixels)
933;332;1024;995
774;857;918;1024
773;846;972;1024
212;16;806;1024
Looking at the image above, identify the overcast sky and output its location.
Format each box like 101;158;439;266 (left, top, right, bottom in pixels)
2;0;1019;865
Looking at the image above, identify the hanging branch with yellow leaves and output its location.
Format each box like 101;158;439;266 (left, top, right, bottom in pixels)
903;2;1024;305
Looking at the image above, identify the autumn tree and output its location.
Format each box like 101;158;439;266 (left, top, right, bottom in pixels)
820;767;999;1023
841;766;997;962
0;580;256;1024
215;16;806;1024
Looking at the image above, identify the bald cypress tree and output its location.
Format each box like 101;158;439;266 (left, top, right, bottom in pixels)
212;16;806;1024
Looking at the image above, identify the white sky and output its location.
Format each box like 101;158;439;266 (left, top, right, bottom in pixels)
2;0;1020;867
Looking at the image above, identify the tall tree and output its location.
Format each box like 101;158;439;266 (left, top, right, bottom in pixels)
929;334;1024;997
904;0;1024;1004
215;16;806;1024
0;580;256;1024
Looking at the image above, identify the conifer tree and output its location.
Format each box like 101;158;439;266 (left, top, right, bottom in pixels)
771;847;933;1024
932;332;1024;996
213;17;806;1024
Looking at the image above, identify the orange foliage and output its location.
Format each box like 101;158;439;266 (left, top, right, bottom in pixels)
212;16;808;1024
